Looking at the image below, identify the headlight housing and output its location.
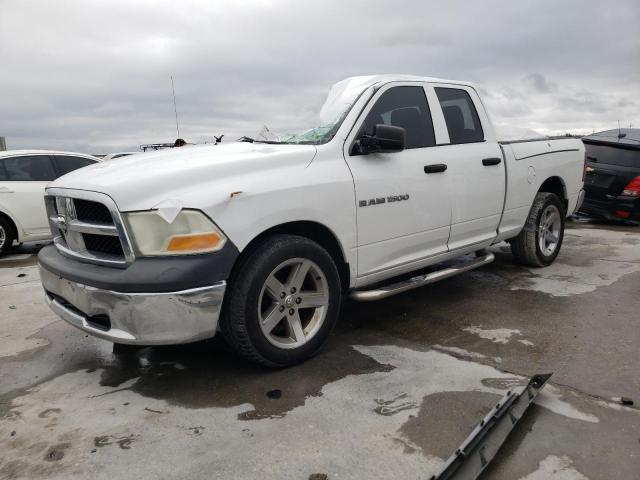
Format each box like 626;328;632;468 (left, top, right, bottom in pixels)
123;209;227;256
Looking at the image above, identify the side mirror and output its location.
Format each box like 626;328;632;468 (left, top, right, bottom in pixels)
353;124;406;155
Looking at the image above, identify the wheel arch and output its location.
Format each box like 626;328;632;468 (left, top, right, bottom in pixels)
538;176;568;213
0;209;20;242
233;221;351;292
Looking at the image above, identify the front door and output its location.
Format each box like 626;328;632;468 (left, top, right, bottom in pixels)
343;83;452;281
0;154;57;237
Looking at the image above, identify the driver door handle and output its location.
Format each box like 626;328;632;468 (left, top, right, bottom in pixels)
0;187;15;193
482;157;502;166
424;164;447;174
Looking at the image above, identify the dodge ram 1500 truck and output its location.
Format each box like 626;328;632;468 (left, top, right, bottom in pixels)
38;75;585;367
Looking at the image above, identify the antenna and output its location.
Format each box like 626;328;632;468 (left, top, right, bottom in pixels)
171;76;180;138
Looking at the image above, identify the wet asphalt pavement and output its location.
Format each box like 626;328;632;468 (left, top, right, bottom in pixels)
0;220;639;479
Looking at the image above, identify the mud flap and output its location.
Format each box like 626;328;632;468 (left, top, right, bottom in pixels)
431;373;552;480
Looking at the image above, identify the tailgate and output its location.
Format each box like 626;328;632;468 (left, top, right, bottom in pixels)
584;165;621;201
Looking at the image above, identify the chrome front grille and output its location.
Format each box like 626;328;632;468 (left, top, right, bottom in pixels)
45;188;135;268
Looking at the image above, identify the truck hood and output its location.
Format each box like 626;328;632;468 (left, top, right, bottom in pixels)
49;142;317;211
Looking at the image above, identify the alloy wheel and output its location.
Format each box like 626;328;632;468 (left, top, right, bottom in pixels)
258;258;329;349
538;204;561;256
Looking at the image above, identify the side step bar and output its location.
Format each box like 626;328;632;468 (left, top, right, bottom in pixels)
431;373;553;480
349;251;495;302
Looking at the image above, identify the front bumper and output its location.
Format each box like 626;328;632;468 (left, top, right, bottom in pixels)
39;264;226;345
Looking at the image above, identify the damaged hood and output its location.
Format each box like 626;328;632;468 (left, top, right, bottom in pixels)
48;142;317;211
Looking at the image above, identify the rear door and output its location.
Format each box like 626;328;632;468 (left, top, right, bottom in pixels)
343;83;452;279
432;86;505;250
0;154;57;237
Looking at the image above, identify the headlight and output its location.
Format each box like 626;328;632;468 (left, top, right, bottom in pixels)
123;209;227;256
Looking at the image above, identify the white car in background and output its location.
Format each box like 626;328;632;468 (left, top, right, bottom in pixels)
0;150;99;254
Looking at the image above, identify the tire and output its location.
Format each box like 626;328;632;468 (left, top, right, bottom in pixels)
510;192;565;267
220;234;342;367
0;217;16;255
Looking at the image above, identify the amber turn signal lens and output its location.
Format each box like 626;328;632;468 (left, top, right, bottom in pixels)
167;232;222;252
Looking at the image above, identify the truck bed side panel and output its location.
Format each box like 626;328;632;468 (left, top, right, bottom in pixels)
496;138;584;242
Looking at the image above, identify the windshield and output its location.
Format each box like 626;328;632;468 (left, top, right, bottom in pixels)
249;76;376;145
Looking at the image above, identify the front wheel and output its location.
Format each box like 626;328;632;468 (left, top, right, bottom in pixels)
220;235;342;367
510;192;565;267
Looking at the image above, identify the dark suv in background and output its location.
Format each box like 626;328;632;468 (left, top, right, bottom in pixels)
580;128;640;223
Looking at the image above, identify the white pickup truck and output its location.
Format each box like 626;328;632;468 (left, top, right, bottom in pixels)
38;75;585;367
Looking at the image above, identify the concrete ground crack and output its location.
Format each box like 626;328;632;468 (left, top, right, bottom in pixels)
87;386;133;399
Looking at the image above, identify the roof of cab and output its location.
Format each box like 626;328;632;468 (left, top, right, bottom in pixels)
338;74;475;90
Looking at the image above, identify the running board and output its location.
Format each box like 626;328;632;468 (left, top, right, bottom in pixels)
349;251;495;302
431;373;552;480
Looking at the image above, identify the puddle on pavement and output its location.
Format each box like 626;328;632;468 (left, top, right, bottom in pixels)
399;390;501;459
479;401;638;479
340;270;540;346
0;321;392;422
97;338;393;419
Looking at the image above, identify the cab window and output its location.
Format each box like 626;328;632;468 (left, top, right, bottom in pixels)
360;86;436;149
1;155;57;181
435;87;484;144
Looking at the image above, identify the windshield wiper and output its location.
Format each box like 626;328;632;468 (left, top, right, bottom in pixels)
237;136;283;144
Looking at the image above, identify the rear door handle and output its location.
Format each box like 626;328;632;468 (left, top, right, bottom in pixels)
424;164;447;174
0;187;14;193
482;157;502;166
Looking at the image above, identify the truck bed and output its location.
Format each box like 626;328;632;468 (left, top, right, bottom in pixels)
495;137;585;242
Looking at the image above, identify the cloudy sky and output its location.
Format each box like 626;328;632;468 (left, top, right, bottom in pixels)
1;0;639;154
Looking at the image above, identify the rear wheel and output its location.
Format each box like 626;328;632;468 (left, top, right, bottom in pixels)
220;235;342;367
511;192;565;267
0;217;16;255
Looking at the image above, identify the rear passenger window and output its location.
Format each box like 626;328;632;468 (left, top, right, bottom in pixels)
435;88;484;144
55;155;95;176
360;86;435;149
1;155;56;181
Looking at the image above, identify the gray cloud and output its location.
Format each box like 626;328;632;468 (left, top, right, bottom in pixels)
524;73;557;94
1;0;639;153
